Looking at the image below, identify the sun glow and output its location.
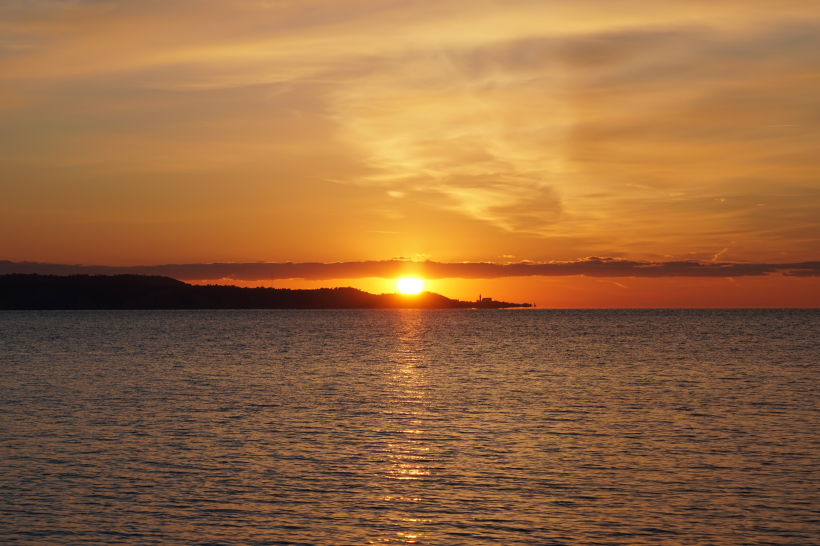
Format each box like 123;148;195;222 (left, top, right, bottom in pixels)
397;278;423;294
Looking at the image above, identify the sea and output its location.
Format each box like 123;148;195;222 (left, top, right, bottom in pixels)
0;310;818;545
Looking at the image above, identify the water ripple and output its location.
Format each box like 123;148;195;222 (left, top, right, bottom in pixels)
1;309;818;544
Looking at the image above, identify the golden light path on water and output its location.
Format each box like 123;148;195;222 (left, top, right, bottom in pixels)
382;313;432;543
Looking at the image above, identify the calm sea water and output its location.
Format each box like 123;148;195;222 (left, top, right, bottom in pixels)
1;310;818;545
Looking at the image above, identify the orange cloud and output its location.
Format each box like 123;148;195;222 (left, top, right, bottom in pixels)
1;0;819;273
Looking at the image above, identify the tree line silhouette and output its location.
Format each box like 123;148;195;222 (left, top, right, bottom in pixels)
0;274;532;310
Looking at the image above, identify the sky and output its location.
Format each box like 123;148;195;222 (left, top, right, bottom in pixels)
1;0;819;306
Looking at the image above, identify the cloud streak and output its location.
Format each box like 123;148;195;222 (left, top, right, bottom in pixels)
1;0;819;267
3;258;818;281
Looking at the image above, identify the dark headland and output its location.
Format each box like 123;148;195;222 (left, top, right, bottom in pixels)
0;274;533;310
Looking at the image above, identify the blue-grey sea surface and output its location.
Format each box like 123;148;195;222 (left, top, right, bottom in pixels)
1;310;818;545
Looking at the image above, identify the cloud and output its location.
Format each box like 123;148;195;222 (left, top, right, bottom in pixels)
1;0;819;264
3;258;819;281
322;16;820;246
712;248;729;262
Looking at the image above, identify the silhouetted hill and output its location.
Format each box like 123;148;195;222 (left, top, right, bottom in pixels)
0;274;532;310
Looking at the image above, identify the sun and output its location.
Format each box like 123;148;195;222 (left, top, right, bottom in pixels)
397;278;423;294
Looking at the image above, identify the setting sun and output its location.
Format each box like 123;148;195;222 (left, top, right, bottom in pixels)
397;278;423;294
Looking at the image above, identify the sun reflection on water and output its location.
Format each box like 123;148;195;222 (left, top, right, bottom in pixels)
379;312;435;543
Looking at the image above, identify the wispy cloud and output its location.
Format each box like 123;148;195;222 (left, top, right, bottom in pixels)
1;0;819;265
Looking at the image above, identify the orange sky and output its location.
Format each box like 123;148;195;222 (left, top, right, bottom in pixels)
1;0;818;306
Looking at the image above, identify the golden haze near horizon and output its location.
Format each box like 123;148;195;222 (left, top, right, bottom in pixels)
1;0;819;306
